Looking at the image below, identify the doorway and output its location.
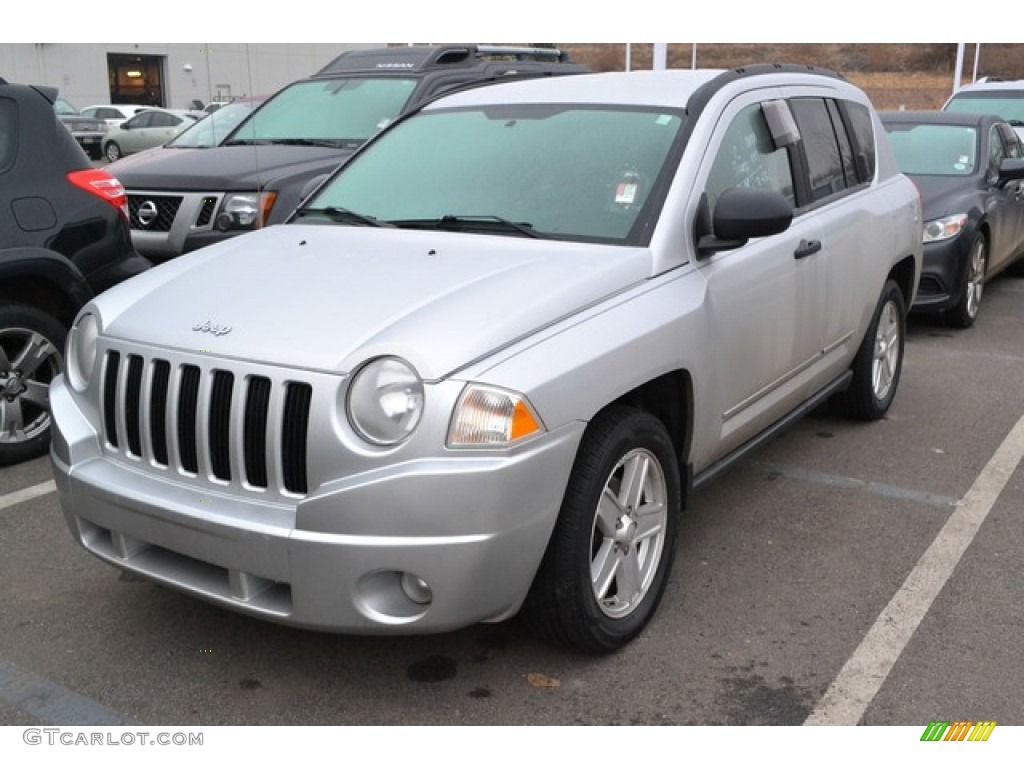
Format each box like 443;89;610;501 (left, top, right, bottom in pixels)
107;53;165;106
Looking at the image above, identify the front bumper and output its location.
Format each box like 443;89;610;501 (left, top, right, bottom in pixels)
911;236;969;312
50;376;584;634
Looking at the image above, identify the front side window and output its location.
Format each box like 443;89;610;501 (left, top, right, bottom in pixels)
227;78;418;146
988;124;1008;173
302;105;685;245
705;103;795;208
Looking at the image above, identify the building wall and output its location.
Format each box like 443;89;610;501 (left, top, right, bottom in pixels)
0;43;383;109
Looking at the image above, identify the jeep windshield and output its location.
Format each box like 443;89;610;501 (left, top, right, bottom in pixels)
298;104;686;245
224;77;417;147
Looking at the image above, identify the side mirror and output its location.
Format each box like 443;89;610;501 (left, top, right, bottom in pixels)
696;187;794;258
998;157;1024;183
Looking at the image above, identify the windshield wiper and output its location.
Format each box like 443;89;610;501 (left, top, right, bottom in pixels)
294;206;395;228
390;214;541;238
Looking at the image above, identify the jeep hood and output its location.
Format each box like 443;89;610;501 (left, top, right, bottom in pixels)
96;225;652;379
107;144;352;191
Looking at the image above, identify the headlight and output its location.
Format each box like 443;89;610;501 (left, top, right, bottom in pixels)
66;312;99;392
923;213;968;243
347;357;424;446
447;385;544;448
214;191;277;231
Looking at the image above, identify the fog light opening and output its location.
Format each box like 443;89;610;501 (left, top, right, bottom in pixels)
400;572;433;605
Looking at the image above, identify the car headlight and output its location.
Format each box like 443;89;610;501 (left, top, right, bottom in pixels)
923;213;968;243
66;312;99;392
447;384;544;448
346;357;424;446
214;191;277;231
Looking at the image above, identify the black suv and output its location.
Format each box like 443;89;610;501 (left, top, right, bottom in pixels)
107;45;589;261
0;77;151;465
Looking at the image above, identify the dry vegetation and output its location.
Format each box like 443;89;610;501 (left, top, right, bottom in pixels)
547;43;1024;110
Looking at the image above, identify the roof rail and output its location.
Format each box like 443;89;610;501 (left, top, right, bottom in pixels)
474;45;569;62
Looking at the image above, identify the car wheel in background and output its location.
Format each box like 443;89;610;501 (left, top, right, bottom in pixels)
949;234;987;329
834;279;906;421
0;304;67;466
104;141;122;163
523;406;680;653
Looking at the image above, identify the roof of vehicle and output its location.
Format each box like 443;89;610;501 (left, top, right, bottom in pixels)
314;44;581;77
880;109;1000;127
82;103;149;113
423;64;854;112
951;78;1024;93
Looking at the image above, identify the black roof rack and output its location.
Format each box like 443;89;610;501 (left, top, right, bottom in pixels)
316;44;574;77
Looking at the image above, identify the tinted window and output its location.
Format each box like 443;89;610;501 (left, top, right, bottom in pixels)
840;102;877;182
790;98;846;202
705;103;795;208
0;97;15;172
988;124;1007;172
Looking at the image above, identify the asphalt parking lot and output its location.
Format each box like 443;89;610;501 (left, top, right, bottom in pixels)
1;274;1022;729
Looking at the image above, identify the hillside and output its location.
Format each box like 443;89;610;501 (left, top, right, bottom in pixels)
553;43;1022;110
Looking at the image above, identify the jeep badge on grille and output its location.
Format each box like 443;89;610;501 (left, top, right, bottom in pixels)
192;321;232;336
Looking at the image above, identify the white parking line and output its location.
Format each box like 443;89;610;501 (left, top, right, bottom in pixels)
804;410;1024;725
0;480;56;511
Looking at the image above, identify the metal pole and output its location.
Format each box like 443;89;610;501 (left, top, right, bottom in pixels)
691;43;697;69
972;43;980;82
625;43;631;72
653;43;667;70
953;42;965;95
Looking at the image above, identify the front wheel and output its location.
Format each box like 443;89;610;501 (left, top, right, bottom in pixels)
949;234;986;328
834;279;906;421
104;141;122;163
522;407;681;653
0;304;67;466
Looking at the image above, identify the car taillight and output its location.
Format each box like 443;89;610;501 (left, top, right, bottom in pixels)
66;169;129;219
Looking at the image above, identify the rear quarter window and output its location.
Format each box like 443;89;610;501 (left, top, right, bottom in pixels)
0;97;16;173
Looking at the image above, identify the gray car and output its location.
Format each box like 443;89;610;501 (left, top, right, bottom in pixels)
50;65;922;652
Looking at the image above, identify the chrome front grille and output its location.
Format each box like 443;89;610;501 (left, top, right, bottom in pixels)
101;351;312;496
128;194;182;232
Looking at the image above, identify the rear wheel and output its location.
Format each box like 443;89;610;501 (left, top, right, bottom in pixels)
522;407;680;653
834;279;905;421
104;141;122;163
949;234;986;328
0;305;67;466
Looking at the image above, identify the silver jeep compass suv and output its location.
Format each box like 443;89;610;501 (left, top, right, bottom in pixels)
51;65;922;652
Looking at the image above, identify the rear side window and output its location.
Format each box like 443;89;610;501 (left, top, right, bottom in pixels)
840;101;877;182
790;98;848;202
0;97;15;173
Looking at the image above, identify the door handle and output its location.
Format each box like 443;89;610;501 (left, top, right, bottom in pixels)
794;239;822;259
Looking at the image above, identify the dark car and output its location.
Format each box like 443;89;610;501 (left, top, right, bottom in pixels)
107;45;589;262
881;110;1024;327
0;77;151;465
54;96;107;160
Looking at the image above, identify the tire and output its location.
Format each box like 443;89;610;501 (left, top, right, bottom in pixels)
0;304;67;466
834;279;906;421
104;141;122;163
522;406;681;653
948;234;986;329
